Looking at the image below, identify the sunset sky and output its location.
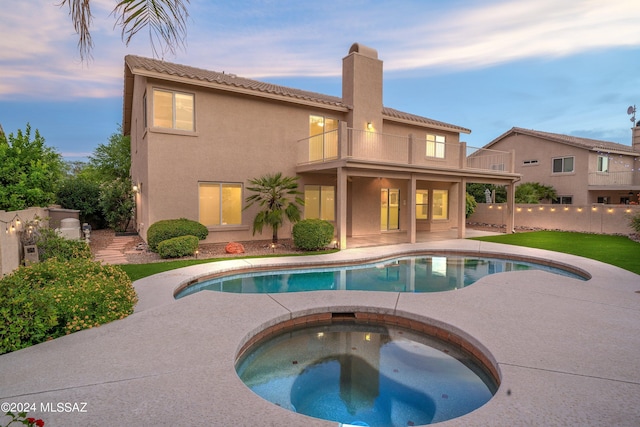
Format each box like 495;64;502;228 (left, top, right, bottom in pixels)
1;0;639;160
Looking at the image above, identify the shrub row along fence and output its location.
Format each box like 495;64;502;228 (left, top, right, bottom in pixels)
469;203;640;235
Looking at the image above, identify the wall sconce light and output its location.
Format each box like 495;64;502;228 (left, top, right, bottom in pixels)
550;208;556;212
607;208;614;213
564;207;569;211
366;122;373;130
577;208;583;212
592;207;597;212
516;207;522;212
132;184;139;193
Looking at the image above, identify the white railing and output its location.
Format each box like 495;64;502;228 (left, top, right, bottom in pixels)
466;146;512;172
348;129;408;163
588;171;640;186
297;129;512;174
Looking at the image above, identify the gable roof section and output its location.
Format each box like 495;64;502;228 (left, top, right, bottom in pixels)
382;107;471;134
486;127;637;155
123;55;469;136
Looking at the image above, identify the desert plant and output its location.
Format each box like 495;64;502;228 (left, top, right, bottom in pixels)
515;182;558;204
292;219;334;251
157;235;199;258
244;172;304;243
147;218;208;251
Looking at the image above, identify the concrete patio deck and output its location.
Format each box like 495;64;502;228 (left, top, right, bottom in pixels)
1;237;639;426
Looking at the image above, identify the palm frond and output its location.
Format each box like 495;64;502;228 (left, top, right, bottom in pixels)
58;0;94;61
113;0;190;58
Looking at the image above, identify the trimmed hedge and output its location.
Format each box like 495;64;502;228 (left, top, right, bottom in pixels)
147;218;208;251
292;219;334;251
0;259;137;355
157;235;199;258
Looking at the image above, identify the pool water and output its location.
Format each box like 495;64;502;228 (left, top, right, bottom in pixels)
236;322;497;427
176;255;585;298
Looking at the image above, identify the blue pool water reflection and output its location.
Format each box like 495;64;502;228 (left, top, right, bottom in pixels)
236;322;497;426
176;255;585;298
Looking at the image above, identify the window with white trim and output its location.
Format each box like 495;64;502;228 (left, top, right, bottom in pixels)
416;189;429;220
552;156;574;173
199;182;242;226
153;89;194;131
426;134;445;158
597;155;609;173
304;185;335;220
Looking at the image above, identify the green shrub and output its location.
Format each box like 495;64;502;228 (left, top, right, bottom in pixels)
629;212;640;233
36;228;92;262
157;235;199;258
0;259;137;355
292;219;334;251
147;218;208;252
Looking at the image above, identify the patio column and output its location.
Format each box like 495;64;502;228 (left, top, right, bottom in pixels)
506;181;515;233
409;174;417;243
457;178;467;238
337;167;348;249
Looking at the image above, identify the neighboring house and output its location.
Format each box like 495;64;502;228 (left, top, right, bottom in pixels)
123;43;519;248
483;127;640;205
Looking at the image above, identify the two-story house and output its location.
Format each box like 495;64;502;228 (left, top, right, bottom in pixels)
123;43;520;248
483;127;640;205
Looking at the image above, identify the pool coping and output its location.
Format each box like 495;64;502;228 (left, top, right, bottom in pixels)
1;239;639;426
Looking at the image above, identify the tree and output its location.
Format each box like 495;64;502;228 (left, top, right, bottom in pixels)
515;182;558;204
88;129;130;180
0;124;65;211
244;173;304;243
59;0;190;61
99;177;134;232
466;192;478;218
466;183;507;204
56;176;106;229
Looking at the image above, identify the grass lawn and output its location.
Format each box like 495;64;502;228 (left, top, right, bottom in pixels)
471;231;640;275
120;250;338;281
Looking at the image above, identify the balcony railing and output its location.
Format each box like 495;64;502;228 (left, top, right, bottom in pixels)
588;171;640;186
297;127;513;174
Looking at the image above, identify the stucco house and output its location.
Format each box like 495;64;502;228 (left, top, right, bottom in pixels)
483;127;640;206
123;43;519;248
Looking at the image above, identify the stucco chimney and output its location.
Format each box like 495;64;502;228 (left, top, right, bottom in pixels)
633;123;640;153
342;43;383;132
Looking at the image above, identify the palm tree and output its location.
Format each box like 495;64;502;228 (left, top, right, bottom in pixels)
244;173;304;243
59;0;190;60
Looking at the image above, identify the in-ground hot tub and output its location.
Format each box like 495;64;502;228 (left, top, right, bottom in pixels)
236;312;500;427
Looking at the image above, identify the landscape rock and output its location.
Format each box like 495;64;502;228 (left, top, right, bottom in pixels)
225;242;245;254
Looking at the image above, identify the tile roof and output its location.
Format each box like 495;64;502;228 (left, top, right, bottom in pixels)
490;127;637;154
125;55;345;108
124;55;469;133
382;107;471;134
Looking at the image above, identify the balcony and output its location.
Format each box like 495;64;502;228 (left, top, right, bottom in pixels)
588;171;640;187
297;127;513;174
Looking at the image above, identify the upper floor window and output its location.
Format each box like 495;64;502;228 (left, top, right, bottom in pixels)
309;115;338;162
304;185;335;221
426;134;445;158
597;155;609;173
153;89;194;131
552;156;574;173
199;182;242;226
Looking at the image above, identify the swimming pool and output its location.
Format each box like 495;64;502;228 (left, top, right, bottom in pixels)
176;254;587;298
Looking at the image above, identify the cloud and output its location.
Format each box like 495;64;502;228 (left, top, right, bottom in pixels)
1;0;639;100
